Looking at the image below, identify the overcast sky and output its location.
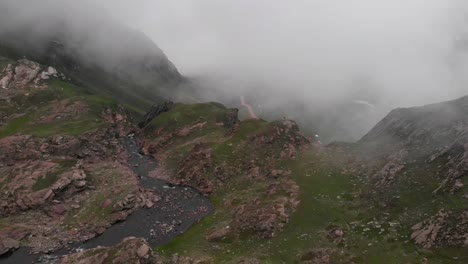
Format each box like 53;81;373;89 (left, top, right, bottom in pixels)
3;0;468;140
97;0;468;107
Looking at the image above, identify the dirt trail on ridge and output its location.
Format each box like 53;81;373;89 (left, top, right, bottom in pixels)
240;96;258;119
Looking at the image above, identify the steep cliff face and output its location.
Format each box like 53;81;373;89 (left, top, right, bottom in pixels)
0;2;184;110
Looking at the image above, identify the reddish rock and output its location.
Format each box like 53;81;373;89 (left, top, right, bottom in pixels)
0;237;19;256
52;204;67;216
205;226;235;242
101;199;113;208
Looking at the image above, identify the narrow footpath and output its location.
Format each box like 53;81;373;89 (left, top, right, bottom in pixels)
240;96;258;119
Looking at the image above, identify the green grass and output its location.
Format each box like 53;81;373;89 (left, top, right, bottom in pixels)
157;147;468;263
72;192;116;225
0;79;120;139
32;172;60;192
31;160;76;192
213;119;268;151
0;114;32;138
10;90;58;107
63;163;140;229
157;189;247;262
48;79;86;98
30;118;103;137
146;102;231;133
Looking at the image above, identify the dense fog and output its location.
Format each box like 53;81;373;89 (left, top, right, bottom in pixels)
2;0;468;141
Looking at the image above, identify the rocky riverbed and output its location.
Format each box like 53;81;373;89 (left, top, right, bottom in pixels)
0;137;214;263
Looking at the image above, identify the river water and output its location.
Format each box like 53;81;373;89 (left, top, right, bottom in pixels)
0;137;213;263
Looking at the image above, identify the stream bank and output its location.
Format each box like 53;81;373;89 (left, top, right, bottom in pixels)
0;137;214;263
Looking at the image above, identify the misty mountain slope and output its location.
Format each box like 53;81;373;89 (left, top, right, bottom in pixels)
356;96;468;191
346;96;468;252
0;5;184;111
359;96;468;154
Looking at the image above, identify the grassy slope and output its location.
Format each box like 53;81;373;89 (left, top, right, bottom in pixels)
148;105;467;264
0;79;120;139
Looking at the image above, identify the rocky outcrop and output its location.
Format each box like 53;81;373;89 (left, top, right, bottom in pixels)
10;59;42;88
231;180;300;239
257;120;311;159
411;210;468;248
0;59;63;90
113;190;161;212
373;149;407;186
0;166;88;215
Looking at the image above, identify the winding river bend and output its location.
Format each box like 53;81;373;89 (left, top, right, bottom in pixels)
0;137;214;263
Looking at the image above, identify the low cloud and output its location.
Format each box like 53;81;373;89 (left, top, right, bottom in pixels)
2;0;468;141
